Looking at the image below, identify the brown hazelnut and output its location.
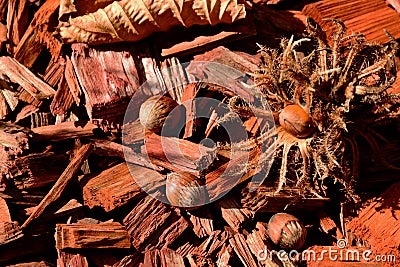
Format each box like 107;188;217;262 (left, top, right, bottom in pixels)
267;212;307;250
279;104;315;138
139;95;182;134
166;172;208;209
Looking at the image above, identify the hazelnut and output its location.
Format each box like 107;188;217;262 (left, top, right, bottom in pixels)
267;212;307;250
279;104;315;138
166;172;208;209
139;95;182;134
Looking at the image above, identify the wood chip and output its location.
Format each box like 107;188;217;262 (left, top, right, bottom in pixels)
123;195;190;251
32;121;97;142
83;162;163;212
0;56;56;102
22;143;93;228
303;0;400;43
144;133;216;174
55;222;131;249
216;196;254;232
70;44;141;123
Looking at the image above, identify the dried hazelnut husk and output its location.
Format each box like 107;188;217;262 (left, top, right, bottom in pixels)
267;212;307;250
139;95;182;134
279;104;316;138
166;172;208;209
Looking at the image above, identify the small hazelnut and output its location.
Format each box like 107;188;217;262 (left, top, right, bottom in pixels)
139;95;182;134
279;104;315;138
166;172;208;209
267;212;307;250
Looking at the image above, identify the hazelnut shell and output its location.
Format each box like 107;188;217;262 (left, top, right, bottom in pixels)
166;172;208;209
139;95;181;133
279;104;315;138
267;212;307;250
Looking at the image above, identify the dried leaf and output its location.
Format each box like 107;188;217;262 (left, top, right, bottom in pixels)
59;0;246;44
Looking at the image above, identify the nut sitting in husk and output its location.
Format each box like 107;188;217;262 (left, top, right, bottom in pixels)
279;104;315;138
255;19;399;201
267;212;307;250
166;172;208;209
139;95;182;135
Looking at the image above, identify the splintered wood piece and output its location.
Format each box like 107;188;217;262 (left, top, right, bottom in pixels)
24;199;83;220
0;122;31;163
112;252;143;267
14;0;61;67
193;230;230;256
70;44;141;123
180;82;204;139
83;162;163;212
243;116;273;137
123;195;190;251
1;88;18;118
50;74;74;116
175;241;199;258
2;89;18;111
216;244;233;267
216;197;254;232
0;56;56;101
0;221;23;245
5;152;68;189
188;46;260;77
159;18;256;57
241;186;330;212
229;233;259;267
159;248;185;267
160;57;187;103
6;0;29;54
206;146;262;200
0;197;11;222
186;230;229;265
347;181;400;261
302;0;400;44
64;56;81;105
6;262;53;267
56;222;131;249
188;209;214;238
59;253;89;267
143;248;185;267
0;90;8;119
14;104;38;124
0;1;7;21
113;253;144;267
22;143;93;228
122;120;145;145
91;138;162;171
32;121;97;142
142;250;161;267
246;222;268;257
144;133;216;174
43;58;65;87
0;27;5;53
247;223;280;267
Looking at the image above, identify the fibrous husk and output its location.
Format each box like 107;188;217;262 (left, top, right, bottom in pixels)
58;0;247;44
